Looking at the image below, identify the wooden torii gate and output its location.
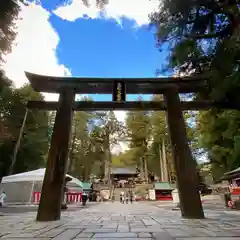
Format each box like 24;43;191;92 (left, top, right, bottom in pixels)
25;72;238;221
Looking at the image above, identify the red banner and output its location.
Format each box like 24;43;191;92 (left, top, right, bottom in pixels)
33;192;82;204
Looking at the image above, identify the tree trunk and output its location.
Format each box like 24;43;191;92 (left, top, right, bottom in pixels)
104;145;109;182
36;88;75;221
164;87;204;219
107;146;112;184
68;123;77;174
84;163;89;181
162;138;169;182
140;157;144;181
144;156;148;183
158;144;163;181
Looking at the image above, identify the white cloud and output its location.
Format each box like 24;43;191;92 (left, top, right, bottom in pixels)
114;110;126;123
53;0;160;27
3;2;71;101
2;1;131;153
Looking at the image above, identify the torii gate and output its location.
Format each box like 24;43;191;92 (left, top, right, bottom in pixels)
25;72;238;221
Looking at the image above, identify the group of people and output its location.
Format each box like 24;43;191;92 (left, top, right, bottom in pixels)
120;191;133;204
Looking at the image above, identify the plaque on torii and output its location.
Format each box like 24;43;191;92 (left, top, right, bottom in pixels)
112;81;126;102
24;72;238;221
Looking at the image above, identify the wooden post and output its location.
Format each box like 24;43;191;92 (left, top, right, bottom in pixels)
164;87;204;219
36;88;75;221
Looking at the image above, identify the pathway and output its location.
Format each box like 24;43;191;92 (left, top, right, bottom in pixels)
1;202;240;239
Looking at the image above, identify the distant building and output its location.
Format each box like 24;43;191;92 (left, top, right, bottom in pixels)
222;167;240;186
110;167;138;186
154;182;176;201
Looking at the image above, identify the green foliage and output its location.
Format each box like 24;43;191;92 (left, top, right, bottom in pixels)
147;95;168;177
0;83;49;179
0;0;21;64
151;95;166;142
151;0;240;102
126;106;151;165
112;149;136;167
68;110;99;179
151;0;240;182
197;110;240;181
68;110;124;180
150;0;239;45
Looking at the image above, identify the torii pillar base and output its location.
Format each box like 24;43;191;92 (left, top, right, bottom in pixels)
164;87;204;219
36;89;75;221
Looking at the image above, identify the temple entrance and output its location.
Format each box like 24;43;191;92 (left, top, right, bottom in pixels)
110;167;138;188
25;72;236;221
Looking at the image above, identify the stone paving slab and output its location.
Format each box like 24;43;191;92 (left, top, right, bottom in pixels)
1;202;240;239
176;238;240;240
0;239;51;240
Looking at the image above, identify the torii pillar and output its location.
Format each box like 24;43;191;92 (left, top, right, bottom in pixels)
36;88;75;221
164;87;204;219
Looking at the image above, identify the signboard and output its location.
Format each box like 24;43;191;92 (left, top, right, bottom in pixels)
148;189;156;200
112;81;126;102
172;189;179;204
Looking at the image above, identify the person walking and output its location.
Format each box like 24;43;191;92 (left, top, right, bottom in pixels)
130;191;133;204
125;192;129;204
112;193;115;202
122;194;125;204
0;191;6;207
120;191;125;204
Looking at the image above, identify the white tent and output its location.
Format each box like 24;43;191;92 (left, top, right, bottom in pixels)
1;168;83;204
2;168;83;186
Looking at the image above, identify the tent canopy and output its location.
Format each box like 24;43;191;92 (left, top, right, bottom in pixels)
221;167;240;180
1;168;83;188
224;167;240;176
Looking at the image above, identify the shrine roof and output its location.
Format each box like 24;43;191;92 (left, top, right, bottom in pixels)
154;182;176;190
82;182;92;190
25;72;208;94
111;167;137;175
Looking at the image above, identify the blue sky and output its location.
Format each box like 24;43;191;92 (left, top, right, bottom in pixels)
3;0;170;121
2;0;170;133
33;0;168;102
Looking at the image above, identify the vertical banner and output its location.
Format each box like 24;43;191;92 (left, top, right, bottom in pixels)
112;81;126;102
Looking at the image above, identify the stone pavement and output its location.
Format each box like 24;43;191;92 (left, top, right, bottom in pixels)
1;202;240;239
